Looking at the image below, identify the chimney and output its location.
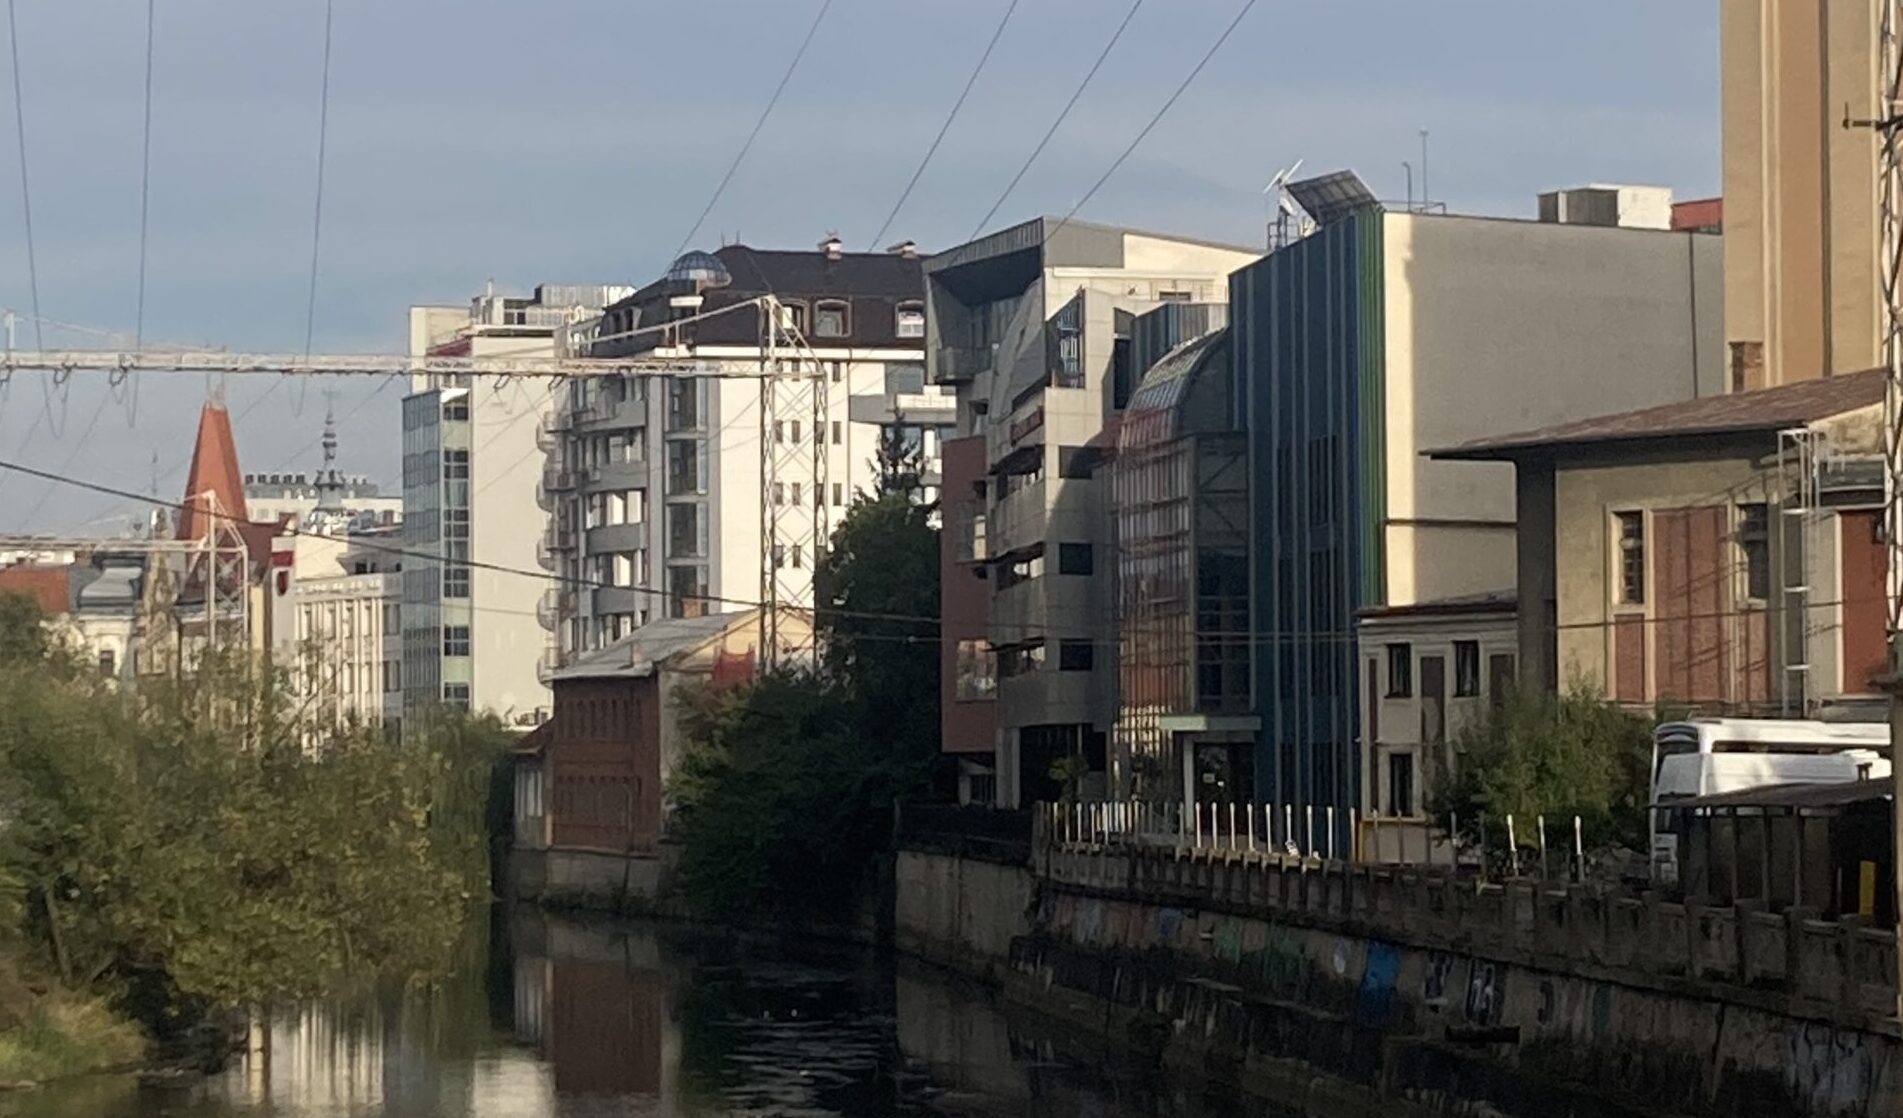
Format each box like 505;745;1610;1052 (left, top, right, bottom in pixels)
820;232;844;261
886;239;918;259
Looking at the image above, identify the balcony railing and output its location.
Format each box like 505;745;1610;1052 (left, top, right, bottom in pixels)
933;344;996;384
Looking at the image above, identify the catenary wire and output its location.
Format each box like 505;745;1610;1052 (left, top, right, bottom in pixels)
867;0;1020;251
295;0;336;420
968;0;1143;240
0;457;1880;651
672;0;833;259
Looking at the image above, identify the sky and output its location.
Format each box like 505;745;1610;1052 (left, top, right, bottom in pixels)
0;0;1720;533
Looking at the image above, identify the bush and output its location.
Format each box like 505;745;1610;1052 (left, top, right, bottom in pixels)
1429;682;1653;853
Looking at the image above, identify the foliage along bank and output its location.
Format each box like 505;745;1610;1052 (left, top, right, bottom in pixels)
0;592;512;1077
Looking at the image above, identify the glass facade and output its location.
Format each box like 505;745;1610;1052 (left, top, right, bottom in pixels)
1234;210;1385;817
400;388;473;725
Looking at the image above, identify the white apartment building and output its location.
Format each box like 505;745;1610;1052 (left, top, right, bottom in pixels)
401;284;629;729
544;240;944;666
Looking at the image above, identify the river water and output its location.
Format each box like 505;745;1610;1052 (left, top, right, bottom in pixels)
3;911;1294;1118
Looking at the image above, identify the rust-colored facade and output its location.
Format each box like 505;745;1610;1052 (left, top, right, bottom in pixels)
546;673;663;854
939;435;996;760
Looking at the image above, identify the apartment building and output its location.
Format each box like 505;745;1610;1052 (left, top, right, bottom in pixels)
401;284;628;729
543;240;943;667
1720;0;1880;389
1234;171;1725;828
928;217;1260;808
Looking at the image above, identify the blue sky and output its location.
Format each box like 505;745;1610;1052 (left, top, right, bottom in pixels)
0;0;1718;531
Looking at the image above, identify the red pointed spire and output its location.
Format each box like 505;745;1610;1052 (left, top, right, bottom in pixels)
177;402;249;541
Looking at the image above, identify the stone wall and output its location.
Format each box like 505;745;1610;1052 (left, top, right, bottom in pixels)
893;841;1903;1116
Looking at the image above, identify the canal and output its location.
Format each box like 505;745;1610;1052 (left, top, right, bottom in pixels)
3;910;1293;1118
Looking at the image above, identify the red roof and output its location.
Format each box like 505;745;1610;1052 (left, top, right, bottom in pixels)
0;565;70;616
177;403;250;543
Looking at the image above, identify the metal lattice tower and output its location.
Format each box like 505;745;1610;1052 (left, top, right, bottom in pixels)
757;295;829;667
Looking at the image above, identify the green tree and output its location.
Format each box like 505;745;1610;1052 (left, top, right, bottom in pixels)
669;486;943;921
1429;681;1654;852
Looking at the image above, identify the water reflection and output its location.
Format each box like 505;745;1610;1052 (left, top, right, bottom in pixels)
3;910;1278;1118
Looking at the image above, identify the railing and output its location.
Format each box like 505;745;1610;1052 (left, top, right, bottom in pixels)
1043;801;1601;885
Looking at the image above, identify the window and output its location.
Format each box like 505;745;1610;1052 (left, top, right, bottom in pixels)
830;361;843;384
443;625;471;657
791;482;802;507
954;639;996;700
443;449;469;480
1738;502;1770;600
1385;643;1412;698
1387;752;1416;817
384;660;402;693
1616;511;1645;604
832;420;843;445
773;483;785;506
781;302;807;335
832;482;844;507
443;682;470;709
885;362;925;395
791;544;803;568
1488;654;1515;706
1453;641;1480;697
443;564;470;599
1057;446;1094;479
1058;640;1094;672
814;300;849;338
666;504;704;558
1057;542;1094;576
97;648;115;676
997;642;1045;678
665;379;702;431
1158;289;1193;303
442;394;469;421
667;565;708;618
666;439;704;494
895;303;925;338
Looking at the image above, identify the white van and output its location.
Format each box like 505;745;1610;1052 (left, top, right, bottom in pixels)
1648;718;1890;884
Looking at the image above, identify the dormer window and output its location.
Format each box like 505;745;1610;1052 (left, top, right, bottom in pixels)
814;300;850;338
896;302;925;338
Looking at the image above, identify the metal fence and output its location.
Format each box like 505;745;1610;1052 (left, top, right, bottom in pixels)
1041;801;1600;885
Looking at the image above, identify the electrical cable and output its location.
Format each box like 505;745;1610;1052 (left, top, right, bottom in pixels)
968;0;1143;240
672;0;834;259
868;0;1020;251
1;456;1881;651
1040;0;1256;247
296;0;335;418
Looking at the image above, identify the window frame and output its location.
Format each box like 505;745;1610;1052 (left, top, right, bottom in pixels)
1737;502;1771;602
1453;640;1480;698
813;299;850;339
895;302;925;339
1385;643;1413;698
1615;511;1646;605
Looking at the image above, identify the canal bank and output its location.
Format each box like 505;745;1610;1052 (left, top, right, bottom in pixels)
894;842;1903;1118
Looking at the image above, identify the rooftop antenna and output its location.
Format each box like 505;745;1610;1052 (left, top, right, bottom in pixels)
1262;158;1304;249
1419;127;1431;209
1403;161;1414;211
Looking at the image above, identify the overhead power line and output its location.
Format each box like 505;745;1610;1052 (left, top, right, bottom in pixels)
296;0;336;419
969;0;1143;240
672;0;834;258
4;0;39;354
1041;0;1257;247
134;0;156;352
868;0;1021;250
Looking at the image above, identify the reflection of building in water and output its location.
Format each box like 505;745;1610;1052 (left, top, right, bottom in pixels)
511;915;677;1104
237;1004;385;1110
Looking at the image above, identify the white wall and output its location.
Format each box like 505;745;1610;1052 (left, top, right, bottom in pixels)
1383;213;1725;606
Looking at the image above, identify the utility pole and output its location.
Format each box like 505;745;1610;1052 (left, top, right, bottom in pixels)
1855;0;1903;1023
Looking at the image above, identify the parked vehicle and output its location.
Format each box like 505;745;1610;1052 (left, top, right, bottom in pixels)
1648;718;1890;883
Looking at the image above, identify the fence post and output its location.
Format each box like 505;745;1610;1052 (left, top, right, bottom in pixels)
1449;811;1459;870
1194;801;1203;849
1227;802;1237;854
1209;803;1219;853
1573;815;1585;884
1326;806;1337;860
1506;814;1520;878
1305;805;1315;859
1247;804;1258;855
1537;814;1549;880
1284;804;1295;855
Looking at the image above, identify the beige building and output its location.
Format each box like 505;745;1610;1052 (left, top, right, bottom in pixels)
1720;0;1880;389
1436;370;1889;721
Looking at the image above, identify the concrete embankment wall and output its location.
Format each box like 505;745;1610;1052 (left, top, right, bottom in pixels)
895;845;1903;1118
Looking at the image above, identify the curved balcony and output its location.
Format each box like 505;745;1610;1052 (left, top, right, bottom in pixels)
535;537;557;572
536;645;562;684
536;587;564;631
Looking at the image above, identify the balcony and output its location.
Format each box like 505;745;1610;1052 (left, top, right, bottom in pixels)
536;587;565;631
584;458;647;494
848;389;957;427
933;344;996;385
585;521;646;555
593;585;645;617
990;479;1047;552
541;462;580;493
577;392;647;432
536;646;563;684
535;537;557;572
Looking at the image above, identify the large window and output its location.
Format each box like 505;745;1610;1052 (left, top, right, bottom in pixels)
1057;542;1094;576
666;439;705;495
1387;751;1416;817
665;379;703;431
443;625;471;657
1453;640;1480;697
954;639;996;700
1616;511;1645;604
667;565;708;618
665;503;704;559
443;682;470;709
1058;640;1094;672
1738;502;1770;600
1385;643;1412;698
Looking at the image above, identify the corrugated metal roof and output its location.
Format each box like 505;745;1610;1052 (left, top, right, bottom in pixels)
1431;368;1886;461
552;609;757;681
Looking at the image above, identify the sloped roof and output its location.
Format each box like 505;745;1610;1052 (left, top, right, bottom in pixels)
177;403;251;541
553;609;757;681
1432;368;1886;461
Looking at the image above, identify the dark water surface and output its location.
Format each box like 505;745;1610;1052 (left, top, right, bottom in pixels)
3;911;1293;1118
